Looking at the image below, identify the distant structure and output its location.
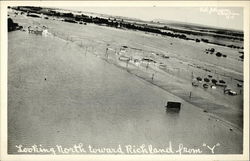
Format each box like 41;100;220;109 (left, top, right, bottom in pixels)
27;25;49;36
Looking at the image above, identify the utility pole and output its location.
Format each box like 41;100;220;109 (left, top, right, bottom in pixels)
146;62;149;70
106;48;108;58
189;92;192;99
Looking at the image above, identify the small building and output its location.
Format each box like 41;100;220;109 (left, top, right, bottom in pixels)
165;101;181;112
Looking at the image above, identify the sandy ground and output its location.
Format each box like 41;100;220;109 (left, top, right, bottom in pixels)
8;30;243;154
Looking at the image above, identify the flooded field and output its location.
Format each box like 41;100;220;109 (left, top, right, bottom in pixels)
8;9;244;154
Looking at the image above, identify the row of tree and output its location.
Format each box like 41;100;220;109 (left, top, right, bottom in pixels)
10;6;244;49
8;18;22;32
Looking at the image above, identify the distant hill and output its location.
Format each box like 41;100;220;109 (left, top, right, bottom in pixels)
153;18;243;33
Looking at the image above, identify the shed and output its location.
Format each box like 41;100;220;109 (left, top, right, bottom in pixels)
165;101;181;112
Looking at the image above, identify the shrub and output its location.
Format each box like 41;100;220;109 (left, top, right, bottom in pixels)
201;38;209;43
8;18;19;32
64;19;77;23
216;52;222;57
210;48;215;52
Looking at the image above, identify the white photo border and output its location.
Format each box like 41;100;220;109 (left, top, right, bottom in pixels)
1;1;249;161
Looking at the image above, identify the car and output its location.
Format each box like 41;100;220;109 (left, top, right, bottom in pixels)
224;88;237;96
228;90;237;96
203;84;209;88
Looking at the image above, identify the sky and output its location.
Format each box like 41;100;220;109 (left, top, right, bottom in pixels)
59;7;243;31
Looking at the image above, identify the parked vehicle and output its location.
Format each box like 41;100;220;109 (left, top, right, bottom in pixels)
228;90;237;95
203;84;209;88
237;83;243;87
141;57;156;63
224;88;237;96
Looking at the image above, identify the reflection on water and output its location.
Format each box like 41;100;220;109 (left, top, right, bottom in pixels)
166;108;181;115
